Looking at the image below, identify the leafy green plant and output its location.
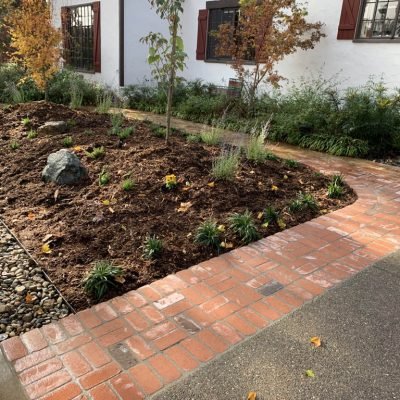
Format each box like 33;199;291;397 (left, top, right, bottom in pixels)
117;127;134;140
27;130;38;139
195;219;221;248
186;134;201;143
69;79;83;109
10;140;20;150
86;146;105;159
289;192;318;213
263;206;279;224
142;235;163;259
6;82;26;104
83;260;123;300
96;91;113;114
265;152;278;161
228;210;260;244
327;174;344;198
21;117;31;127
121;178;135;191
66;119;77;129
150;124;166;138
110;112;124;134
99;168;110;186
284;159;298;168
200;127;222;146
62;136;73;147
211;150;240;181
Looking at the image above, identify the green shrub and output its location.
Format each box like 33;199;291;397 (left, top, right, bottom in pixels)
228;210;259;244
211;150;240;181
110;112;124;133
21;117;31;127
263;206;279;224
289;192;318;213
200;127;222;145
142;235;163;259
150;124;166;138
86;146;105;159
117;127;134;140
83;260;123;300
10;140;20;150
284;159;299;168
195;219;221;248
186;134;201;143
245;131;267;163
27;130;38;139
327;174;345;198
99;168;110;186
121;178;135;191
62;136;73;147
96;91;113;114
69;79;84;109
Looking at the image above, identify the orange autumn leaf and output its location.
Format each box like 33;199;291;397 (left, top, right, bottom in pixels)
25;293;34;303
27;212;36;220
310;336;321;348
247;392;257;400
41;243;52;254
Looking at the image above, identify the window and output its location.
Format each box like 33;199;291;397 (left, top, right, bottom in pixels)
61;2;101;72
358;0;400;39
206;7;239;60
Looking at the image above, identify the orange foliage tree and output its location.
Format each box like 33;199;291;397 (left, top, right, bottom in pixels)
215;0;325;110
8;0;61;99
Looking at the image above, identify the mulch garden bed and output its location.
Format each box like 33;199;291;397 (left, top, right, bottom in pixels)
0;101;357;311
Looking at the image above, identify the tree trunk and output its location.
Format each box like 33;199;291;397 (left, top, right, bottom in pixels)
165;15;178;144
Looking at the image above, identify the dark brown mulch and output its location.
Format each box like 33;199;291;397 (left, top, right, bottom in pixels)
0;102;357;311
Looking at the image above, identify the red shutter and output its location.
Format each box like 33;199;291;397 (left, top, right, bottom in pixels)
337;0;362;40
196;9;208;60
93;1;101;72
61;7;71;64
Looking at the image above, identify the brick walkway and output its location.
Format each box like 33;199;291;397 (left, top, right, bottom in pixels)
2;117;400;399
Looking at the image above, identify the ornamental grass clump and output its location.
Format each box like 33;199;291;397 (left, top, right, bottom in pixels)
327;174;345;198
86;146;105;159
228;210;260;244
289;192;318;213
142;235;163;259
83;260;123;300
62;136;73;147
211;149;240;181
121;178;135;191
195;219;221;249
200;127;222;146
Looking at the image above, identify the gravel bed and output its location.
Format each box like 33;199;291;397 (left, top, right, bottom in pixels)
0;221;69;341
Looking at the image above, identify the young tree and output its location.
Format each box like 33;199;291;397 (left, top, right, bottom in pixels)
215;0;325;111
141;0;186;143
8;0;61;100
0;0;19;61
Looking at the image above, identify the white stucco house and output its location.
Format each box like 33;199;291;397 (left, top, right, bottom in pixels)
52;0;400;89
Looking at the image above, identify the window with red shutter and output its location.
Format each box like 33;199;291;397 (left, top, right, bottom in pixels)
196;9;208;60
337;0;362;40
93;2;101;72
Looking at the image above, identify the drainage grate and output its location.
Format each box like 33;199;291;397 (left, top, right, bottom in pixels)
257;280;284;297
108;342;138;370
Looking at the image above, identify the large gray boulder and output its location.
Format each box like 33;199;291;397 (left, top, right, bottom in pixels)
38;121;68;135
42;149;87;185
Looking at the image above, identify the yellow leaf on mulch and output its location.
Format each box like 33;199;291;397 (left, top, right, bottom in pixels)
310;336;321;348
217;224;225;232
257;212;264;220
207;182;215;188
305;369;315;378
247;392;257;400
73;146;82;152
177;202;193;213
277;219;286;230
41;243;52;254
27;212;36;220
114;275;126;284
271;185;279;191
220;241;234;249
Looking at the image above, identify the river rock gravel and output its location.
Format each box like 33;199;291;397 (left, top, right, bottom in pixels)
0;222;69;342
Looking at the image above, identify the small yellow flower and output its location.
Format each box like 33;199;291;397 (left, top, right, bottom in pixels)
165;174;177;188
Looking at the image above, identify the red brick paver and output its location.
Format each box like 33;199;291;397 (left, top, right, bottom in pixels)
3;140;400;399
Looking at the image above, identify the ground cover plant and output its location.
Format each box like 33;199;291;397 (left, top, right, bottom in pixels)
0;101;356;310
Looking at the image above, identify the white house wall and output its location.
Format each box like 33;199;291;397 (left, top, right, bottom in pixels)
52;0;120;88
180;0;400;89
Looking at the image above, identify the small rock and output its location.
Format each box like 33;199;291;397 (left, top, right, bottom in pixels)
0;304;9;313
42;150;88;186
37;121;68;135
15;286;26;295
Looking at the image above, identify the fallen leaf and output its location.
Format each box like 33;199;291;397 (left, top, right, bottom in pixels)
217;224;225;232
247;392;257;400
284;175;288;180
72;145;82;152
177;201;193;213
249;170;255;174
299;179;304;185
42;234;53;243
220;241;234;249
102;199;111;206
257;212;264;220
262;222;269;228
41;243;52;254
27;212;36;220
108;207;115;213
277;219;286;230
271;185;279;191
310;336;321;348
25;293;34;304
54;189;59;202
114;275;125;284
207;182;215;188
305;369;315;378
